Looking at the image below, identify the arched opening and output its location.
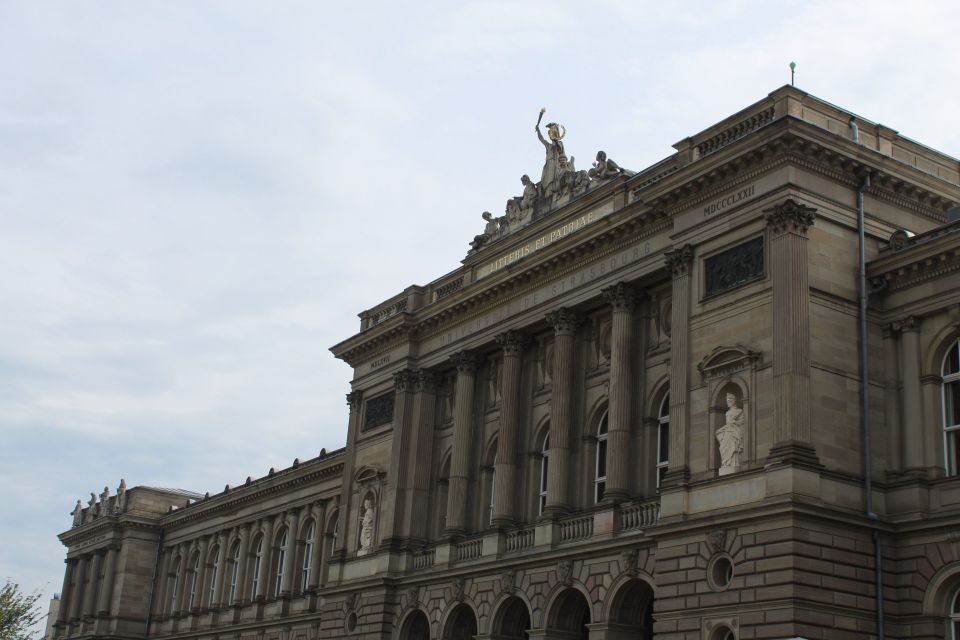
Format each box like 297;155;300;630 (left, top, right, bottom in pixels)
595;411;609;503
547;588;590;640
492;595;530;639
942;338;960;475
399;608;431;640
656;393;670;489
442;603;477;640
609;578;654;638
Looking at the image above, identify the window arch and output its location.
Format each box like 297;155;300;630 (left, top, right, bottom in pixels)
950;583;960;638
250;535;263;596
188;553;200;608
301;520;316;593
657;393;670;489
483;437;498;526
595;411;609;503
538;428;550;515
207;545;220;607
169;555;182;612
228;542;241;604
274;528;289;596
943;339;960;476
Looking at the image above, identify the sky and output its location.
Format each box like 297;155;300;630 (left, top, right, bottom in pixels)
2;0;960;629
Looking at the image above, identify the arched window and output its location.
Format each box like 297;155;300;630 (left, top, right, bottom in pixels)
950;583;960;639
250;536;263;596
944;339;960;476
274;528;288;596
208;546;220;607
329;516;339;556
657;394;670;489
301;520;315;593
169;556;182;612
538;430;549;515
595;411;609;503
228;543;240;604
188;553;200;608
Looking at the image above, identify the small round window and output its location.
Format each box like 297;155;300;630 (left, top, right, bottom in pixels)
707;555;734;591
346;612;358;634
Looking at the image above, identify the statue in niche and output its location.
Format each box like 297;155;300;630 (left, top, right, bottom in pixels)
716;392;745;475
357;496;376;556
71;499;83;527
588;150;623;181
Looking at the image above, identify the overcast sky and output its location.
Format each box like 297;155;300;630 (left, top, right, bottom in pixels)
2;0;959;623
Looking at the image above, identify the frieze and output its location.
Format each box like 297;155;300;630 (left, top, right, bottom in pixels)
704;236;764;296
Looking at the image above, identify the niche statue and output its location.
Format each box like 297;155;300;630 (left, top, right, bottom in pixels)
716;392;744;475
357;496;376;556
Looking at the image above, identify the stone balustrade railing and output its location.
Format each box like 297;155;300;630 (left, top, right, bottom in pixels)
455;538;483;562
619;499;660;531
558;514;593;543
505;527;535;554
411;548;435;570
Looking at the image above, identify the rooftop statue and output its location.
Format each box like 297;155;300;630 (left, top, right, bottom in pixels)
536;109;568;192
588;150;623;181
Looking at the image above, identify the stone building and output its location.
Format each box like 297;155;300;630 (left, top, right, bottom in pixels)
54;86;960;639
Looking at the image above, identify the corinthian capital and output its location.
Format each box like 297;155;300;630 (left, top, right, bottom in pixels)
496;330;529;356
346;390;362;409
764;198;816;236
450;351;479;373
664;244;694;278
393;368;419;392
601;282;638;312
546;307;581;335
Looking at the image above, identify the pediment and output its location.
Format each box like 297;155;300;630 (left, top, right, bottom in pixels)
697;344;761;379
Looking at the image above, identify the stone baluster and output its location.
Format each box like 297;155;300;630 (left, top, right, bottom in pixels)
445;351;479;536
602;283;637;501
492;331;528;527
280;509;300;596
664;245;694;485
896;315;926;473
765;199;820;466
82;552;102;619
544;308;580;514
96;545;118;616
406;371;438;543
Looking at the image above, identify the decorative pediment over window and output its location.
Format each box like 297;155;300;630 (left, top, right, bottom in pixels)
697;345;761;379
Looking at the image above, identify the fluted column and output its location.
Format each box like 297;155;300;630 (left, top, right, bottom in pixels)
883;326;902;473
664;245;694;485
308;501;327;591
280;510;300;596
445;351;479;536
82;552;102;619
544;308;579;514
68;556;87;622
233;525;250;605
765;199;820;466
603;283;637;501
210;531;228;608
96;545;118;616
64;559;81;624
255;517;274;600
382;369;418;548
56;559;75;628
406;371;438;542
173;542;190;615
492;331;528;527
334;391;362;558
896;315;926;473
153;547;172;618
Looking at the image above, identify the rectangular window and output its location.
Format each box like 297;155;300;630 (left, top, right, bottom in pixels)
704;236;764;297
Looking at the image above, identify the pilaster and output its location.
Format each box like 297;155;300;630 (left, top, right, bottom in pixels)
895;315;926;474
381;368;419;548
492;331;529;527
406;371;438;542
663;244;694;486
602;283;637;501
544;308;580;515
446;351;479;536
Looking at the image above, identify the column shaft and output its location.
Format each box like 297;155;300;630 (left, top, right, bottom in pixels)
492;331;527;526
308;502;327;591
900;318;925;471
545;309;579;514
382;369;418;547
406;372;438;541
446;352;478;535
82;552;102;618
96;546;118;616
665;246;694;483
67;557;86;622
883;327;902;473
603;285;636;501
56;560;74;626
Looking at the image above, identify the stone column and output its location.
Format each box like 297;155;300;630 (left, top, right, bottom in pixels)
67;557;86;622
173;542;190;615
544;308;580;514
255;517;274;600
308;501;327;591
381;369;418;548
883;325;902;473
334;391;362;557
765;199;820;466
59;559;77;626
96;545;118;616
210;531;228;609
280;509;300;596
602;283;637;501
492;331;528;527
153;547;171;618
82;552;102;619
664;245;694;485
406;371;438;542
445;351;479;536
896;315;926;473
233;525;250;605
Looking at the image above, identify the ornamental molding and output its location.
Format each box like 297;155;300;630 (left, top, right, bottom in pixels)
764;198;817;235
664;244;694;277
697;345;762;379
545;307;582;334
496;330;530;356
601;282;639;312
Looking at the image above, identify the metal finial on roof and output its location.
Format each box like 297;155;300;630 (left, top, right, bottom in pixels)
789;61;796;86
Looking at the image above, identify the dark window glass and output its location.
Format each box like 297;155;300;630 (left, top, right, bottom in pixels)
364;392;395;430
705;237;764;296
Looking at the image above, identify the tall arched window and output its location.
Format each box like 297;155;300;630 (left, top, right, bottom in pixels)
250;536;263;596
169;556;182;612
595;411;609;503
301;520;315;593
950;583;960;639
188;554;200;608
657;394;670;489
228;543;240;604
944;339;960;476
274;528;288;596
538;430;549;515
207;546;220;607
329;516;339;556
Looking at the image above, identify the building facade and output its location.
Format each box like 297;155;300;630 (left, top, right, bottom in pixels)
54;86;960;639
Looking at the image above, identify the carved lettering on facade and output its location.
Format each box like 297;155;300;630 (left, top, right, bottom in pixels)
369;355;391;370
703;184;756;218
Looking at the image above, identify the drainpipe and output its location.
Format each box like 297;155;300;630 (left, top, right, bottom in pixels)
856;164;884;640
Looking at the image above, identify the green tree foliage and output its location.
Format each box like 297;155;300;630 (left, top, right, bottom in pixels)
0;582;44;640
